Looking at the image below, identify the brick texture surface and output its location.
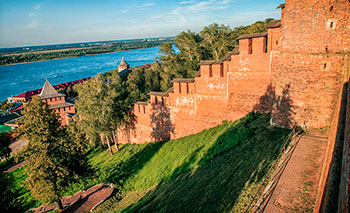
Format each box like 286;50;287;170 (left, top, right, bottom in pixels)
117;0;350;145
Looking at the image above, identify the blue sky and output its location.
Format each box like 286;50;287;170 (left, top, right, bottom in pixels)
0;0;282;48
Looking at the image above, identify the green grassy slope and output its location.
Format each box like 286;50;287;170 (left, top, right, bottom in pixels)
2;113;291;212
92;113;291;212
0;166;41;212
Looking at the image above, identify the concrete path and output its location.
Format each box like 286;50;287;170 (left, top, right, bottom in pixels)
262;130;328;212
28;183;114;213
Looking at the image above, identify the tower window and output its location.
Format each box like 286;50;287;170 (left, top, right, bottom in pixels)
209;65;213;77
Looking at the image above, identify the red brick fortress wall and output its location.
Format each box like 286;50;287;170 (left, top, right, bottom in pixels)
271;0;350;128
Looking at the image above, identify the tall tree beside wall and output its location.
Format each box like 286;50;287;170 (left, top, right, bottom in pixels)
153;20;271;91
16;96;87;210
74;71;135;154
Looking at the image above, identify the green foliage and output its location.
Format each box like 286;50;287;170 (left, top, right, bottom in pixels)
16;96;88;208
74;71;135;153
0;101;15;111
57;86;78;99
151;20;272;92
0;132;11;159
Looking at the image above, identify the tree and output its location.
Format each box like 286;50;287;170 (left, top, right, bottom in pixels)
0;133;11;160
75;71;135;154
16;96;87;210
200;23;235;60
1;102;14;111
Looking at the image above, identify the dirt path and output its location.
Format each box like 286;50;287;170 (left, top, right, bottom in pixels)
263;130;328;212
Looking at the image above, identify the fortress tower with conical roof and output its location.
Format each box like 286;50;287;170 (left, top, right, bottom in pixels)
118;57;129;72
39;79;75;125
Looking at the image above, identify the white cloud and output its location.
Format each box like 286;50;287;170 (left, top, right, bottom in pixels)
28;12;35;17
121;9;129;13
33;4;41;10
143;3;154;7
180;1;196;4
184;0;231;12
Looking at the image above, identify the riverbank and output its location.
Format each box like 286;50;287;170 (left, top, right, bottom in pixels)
0;45;162;66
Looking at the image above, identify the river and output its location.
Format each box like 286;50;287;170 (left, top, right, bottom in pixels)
0;46;162;101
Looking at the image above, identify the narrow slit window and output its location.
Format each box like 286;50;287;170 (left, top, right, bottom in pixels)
248;38;253;54
138;105;140;113
264;37;268;53
161;97;164;105
220;64;224;77
143;105;146;114
179;83;181;93
155;97;158;105
209;65;213;77
186;83;189;94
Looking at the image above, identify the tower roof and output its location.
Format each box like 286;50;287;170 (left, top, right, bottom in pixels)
119;56;128;66
39;79;64;99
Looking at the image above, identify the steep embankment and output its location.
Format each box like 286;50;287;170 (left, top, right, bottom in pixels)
1;113;291;212
88;113;291;212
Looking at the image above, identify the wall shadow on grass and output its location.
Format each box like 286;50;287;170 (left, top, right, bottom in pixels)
123;113;291;212
103;142;165;186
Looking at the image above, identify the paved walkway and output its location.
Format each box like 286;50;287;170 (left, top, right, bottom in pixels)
28;183;114;213
263;130;328;212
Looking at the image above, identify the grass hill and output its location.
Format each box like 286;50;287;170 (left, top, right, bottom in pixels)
1;113;291;212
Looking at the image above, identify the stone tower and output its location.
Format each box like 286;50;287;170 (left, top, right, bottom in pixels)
118;56;129;72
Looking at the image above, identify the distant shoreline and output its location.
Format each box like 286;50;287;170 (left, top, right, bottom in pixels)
0;46;159;67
